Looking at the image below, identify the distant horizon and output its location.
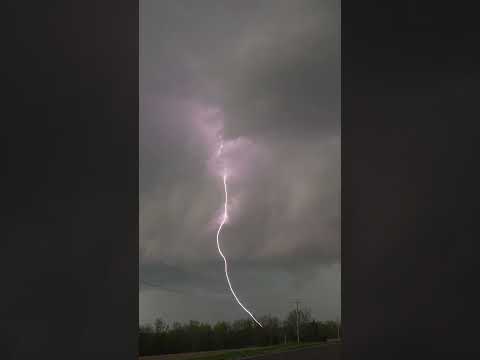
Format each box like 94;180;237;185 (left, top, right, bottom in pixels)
140;307;341;327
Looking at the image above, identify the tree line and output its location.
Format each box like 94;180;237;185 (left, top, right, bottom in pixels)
139;308;341;356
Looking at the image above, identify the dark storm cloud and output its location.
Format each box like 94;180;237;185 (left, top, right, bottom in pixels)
219;1;340;139
140;0;340;324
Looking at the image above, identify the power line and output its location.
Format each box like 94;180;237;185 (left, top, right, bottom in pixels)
139;279;229;299
139;280;188;294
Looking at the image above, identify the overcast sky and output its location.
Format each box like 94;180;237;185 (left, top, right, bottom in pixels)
140;0;340;326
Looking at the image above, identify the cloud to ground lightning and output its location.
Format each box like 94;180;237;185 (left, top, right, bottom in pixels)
216;166;263;327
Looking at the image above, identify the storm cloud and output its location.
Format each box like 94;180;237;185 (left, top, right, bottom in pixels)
140;0;340;325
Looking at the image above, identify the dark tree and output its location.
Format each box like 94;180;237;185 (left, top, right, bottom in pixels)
138;310;338;356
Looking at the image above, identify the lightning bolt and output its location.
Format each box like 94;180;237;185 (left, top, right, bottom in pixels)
216;172;263;327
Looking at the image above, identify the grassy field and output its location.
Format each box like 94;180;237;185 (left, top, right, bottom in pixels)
141;341;340;360
192;342;331;360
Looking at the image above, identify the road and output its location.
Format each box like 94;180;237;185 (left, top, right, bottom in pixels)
244;344;341;360
140;343;341;360
139;346;267;360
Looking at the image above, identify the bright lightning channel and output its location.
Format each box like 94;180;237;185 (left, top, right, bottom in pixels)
216;173;263;328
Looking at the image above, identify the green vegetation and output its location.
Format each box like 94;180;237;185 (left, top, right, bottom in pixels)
191;342;330;360
139;308;341;357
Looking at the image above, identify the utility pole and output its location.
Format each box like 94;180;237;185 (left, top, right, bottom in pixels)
289;299;302;344
295;300;300;344
336;316;340;340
